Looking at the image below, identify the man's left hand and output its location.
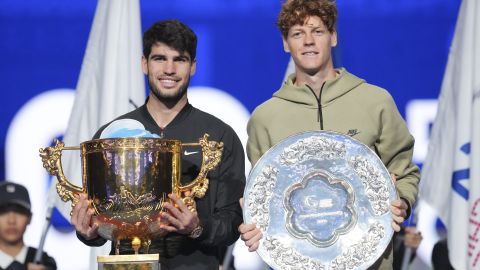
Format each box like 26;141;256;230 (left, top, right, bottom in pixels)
160;193;200;235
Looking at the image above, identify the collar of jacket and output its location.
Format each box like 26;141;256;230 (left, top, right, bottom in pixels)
273;67;365;108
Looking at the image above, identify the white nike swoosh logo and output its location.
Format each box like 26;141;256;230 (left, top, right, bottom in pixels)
184;150;199;156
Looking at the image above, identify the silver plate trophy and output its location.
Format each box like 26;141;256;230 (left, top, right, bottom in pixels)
243;131;397;270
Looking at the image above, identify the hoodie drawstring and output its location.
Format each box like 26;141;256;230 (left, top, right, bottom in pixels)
306;83;326;130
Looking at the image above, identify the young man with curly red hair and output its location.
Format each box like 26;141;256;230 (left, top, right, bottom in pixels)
239;1;419;269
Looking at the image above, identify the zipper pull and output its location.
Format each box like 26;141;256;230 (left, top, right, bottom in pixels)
159;127;165;138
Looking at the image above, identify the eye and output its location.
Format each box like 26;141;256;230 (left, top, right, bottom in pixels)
151;56;166;62
313;29;325;36
291;31;303;38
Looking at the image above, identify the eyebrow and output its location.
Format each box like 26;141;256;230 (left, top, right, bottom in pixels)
174;55;191;61
306;25;324;29
149;53;191;61
149;54;166;59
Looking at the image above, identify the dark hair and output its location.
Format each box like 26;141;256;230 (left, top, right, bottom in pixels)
277;0;337;38
0;204;31;216
143;20;197;61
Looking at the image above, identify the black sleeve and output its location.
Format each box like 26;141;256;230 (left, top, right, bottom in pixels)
194;128;246;247
41;252;58;270
76;231;108;247
25;247;58;270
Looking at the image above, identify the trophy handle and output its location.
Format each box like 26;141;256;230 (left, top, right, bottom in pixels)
179;134;224;199
39;139;84;208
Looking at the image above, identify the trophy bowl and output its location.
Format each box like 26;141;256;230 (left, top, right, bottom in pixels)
39;134;223;254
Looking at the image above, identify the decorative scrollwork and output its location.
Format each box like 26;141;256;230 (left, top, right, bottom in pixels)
56;182;75;204
99;187;164;221
279;136;346;165
182;134;223;199
330;222;385;270
263;236;325;270
83;137;177;153
350;156;390;215
39;139;83;210
39;139;65;176
248;166;278;232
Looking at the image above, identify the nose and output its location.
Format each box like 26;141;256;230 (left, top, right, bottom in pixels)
304;32;315;46
6;212;17;224
163;60;176;76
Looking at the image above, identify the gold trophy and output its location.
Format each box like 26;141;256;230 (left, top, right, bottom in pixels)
39;134;223;269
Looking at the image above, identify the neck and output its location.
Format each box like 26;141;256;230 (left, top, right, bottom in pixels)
0;240;24;257
146;93;188;128
295;65;337;97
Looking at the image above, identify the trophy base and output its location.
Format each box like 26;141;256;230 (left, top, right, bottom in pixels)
97;254;160;270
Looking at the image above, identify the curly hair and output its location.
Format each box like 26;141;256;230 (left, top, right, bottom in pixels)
143;20;197;60
277;0;337;38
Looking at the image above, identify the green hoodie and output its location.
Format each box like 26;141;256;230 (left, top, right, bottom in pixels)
246;68;419;269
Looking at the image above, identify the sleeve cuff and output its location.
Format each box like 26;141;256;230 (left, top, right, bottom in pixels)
193;218;212;243
400;197;412;220
76;231;107;246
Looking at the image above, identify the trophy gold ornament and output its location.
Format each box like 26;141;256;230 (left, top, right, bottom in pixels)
39;134;223;269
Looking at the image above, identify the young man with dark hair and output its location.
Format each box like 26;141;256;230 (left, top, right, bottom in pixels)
239;0;420;269
0;182;56;270
71;20;245;270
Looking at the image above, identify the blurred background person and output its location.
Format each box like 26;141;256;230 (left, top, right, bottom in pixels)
0;182;56;270
393;226;423;270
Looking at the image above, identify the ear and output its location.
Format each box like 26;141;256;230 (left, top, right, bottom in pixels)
190;59;197;76
141;55;148;75
282;37;290;53
331;30;338;47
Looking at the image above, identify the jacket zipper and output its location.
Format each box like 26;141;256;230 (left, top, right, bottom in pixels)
306;82;326;130
159;127;165;138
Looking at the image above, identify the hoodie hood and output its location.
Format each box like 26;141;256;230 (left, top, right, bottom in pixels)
273;68;365;108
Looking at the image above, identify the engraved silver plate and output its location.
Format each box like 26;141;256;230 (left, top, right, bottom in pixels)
243;131;397;270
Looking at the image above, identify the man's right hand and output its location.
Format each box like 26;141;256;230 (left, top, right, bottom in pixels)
238;198;262;252
71;193;99;240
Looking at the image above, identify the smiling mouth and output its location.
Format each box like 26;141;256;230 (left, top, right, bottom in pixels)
302;52;319;56
158;77;180;88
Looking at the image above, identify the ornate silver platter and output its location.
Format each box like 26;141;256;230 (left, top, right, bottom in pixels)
243;131;397;270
